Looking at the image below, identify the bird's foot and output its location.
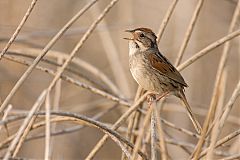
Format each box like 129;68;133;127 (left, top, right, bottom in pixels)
147;94;156;106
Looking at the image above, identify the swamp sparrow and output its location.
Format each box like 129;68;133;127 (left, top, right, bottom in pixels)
124;27;202;134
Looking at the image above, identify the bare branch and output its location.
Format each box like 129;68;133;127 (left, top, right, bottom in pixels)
0;0;38;59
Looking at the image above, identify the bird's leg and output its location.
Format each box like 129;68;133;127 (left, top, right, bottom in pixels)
147;93;156;106
156;91;170;102
147;91;169;106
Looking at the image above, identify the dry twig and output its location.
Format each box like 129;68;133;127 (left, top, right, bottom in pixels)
0;0;98;113
175;0;204;66
0;0;38;59
3;90;46;160
193;2;240;158
157;0;179;43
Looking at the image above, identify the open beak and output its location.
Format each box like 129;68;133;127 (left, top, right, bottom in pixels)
125;29;134;33
123;37;134;40
124;29;134;40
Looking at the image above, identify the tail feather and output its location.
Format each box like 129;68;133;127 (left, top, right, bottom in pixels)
178;90;202;134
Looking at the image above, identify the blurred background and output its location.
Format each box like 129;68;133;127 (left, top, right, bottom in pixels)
0;0;239;159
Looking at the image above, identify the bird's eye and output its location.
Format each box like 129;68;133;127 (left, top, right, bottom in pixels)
139;33;144;38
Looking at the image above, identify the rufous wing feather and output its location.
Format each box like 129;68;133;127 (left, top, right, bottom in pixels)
147;53;188;87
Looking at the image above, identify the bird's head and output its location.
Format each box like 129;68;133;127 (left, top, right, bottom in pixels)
124;27;157;51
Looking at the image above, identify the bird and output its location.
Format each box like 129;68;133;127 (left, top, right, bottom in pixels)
124;27;202;134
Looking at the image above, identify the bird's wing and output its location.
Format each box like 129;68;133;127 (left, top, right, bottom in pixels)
147;52;188;87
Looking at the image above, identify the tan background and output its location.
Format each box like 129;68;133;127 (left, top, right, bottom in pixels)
0;0;239;159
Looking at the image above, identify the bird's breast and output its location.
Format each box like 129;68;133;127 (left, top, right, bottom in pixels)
129;53;175;94
129;54;158;92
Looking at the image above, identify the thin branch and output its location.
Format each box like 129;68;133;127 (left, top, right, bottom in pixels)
0;0;38;59
85;92;149;160
44;0;120;104
0;104;12;136
90;4;130;97
3;90;46;160
1;111;238;159
44;92;51;160
25;104;118;141
6;50;111;94
124;87;144;160
206;1;240;158
1;108;203;144
164;138;231;157
194;2;240;158
8;48;122;96
199;129;240;158
175;0;204;66
1;112;148;159
153;102;168;160
218;80;240;130
219;153;240;160
178;29;240;71
0;0;98;113
3;55;131;108
156;0;179;43
12;104;41;157
49;57;63;157
206;80;240;159
131;105;152;160
0;105;119;150
161;101;240;125
151;109;158;160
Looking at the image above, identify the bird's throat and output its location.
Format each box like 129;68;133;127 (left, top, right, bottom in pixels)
128;41;140;56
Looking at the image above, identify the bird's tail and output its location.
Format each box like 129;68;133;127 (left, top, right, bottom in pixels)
178;90;202;134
